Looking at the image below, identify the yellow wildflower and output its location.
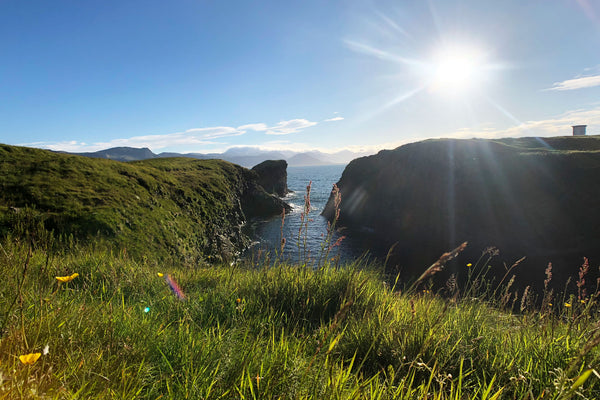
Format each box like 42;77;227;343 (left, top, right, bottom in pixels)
580;299;586;304
56;273;79;283
466;263;472;267
236;298;242;303
157;272;164;277
564;302;572;308
19;353;41;365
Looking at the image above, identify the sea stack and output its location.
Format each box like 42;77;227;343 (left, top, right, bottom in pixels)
251;160;290;197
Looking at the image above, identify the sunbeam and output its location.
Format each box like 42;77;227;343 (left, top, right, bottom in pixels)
344;40;425;67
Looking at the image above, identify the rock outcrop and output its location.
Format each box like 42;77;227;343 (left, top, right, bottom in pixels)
323;136;600;287
239;166;291;217
251;160;289;197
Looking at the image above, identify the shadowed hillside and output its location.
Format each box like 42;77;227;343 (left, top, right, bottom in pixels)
0;144;289;264
323;136;600;288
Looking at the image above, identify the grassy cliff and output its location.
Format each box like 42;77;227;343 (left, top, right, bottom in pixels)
0;144;287;264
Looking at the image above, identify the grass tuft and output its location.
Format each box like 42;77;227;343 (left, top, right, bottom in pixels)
0;235;599;398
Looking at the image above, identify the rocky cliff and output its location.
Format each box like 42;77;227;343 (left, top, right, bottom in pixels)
323;136;600;286
0;144;289;264
251;160;289;197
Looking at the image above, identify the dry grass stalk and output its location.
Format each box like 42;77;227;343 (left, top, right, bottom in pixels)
414;241;468;287
520;285;530;312
577;257;589;301
544;262;553;291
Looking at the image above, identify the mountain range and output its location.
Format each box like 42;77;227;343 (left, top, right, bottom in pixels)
65;146;373;167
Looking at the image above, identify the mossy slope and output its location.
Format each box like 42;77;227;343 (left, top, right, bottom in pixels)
0;144;287;263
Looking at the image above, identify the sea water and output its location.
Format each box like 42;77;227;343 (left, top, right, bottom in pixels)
247;164;380;264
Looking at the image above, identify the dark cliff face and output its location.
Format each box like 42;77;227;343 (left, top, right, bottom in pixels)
239;166;291;218
251;160;289;197
323;136;600;287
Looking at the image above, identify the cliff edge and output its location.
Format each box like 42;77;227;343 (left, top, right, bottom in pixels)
0;144;289;264
323;136;600;285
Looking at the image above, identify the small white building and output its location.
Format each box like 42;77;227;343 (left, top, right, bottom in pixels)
572;125;587;136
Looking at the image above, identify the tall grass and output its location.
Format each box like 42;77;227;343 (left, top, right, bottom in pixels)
0;182;599;398
0;229;599;399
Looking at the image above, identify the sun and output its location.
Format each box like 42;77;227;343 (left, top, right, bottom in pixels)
427;44;488;95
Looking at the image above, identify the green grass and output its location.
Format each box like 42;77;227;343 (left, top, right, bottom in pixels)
1;142;599;398
0;144;283;265
0;234;598;399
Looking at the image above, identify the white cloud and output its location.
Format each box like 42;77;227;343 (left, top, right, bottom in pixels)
26;118;319;152
237;123;268;131
185;126;245;139
30;128;240;153
221;141;385;156
546;74;600;91
440;106;600;139
41;141;94;152
265;119;318;135
30;107;600;158
324;116;344;122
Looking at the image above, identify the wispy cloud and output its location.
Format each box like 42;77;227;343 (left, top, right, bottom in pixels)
264;119;317;135
40;132;220;153
546;74;600;91
184;126;245;139
237;119;319;134
324;116;344;122
237;123;268;131
26;118;318;152
441;106;600;139
222;141;382;155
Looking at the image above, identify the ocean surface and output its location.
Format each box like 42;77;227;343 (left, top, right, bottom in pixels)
246;164;380;264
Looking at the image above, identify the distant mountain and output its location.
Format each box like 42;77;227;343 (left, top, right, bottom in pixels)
287;153;330;167
64;146;374;167
217;148;289;167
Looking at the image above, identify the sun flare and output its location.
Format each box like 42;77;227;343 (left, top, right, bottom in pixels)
428;44;488;94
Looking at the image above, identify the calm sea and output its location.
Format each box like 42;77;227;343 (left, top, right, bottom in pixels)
246;164;382;264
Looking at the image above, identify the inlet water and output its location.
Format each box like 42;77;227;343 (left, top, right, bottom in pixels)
247;164;378;264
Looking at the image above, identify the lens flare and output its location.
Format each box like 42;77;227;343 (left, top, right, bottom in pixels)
164;274;186;300
428;44;488;94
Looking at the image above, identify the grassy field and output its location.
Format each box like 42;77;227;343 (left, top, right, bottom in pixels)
0;230;598;399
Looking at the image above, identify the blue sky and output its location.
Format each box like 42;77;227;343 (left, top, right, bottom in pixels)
1;0;599;154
